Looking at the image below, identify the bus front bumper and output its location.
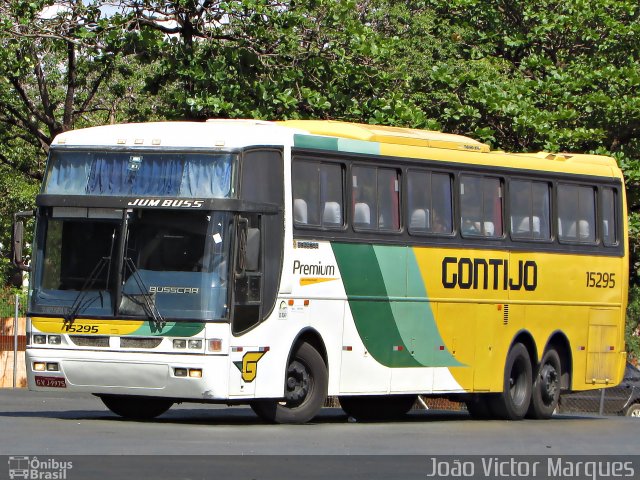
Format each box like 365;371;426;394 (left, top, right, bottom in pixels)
26;347;231;400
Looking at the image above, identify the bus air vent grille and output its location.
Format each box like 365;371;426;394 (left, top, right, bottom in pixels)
120;337;163;349
69;335;110;347
503;305;510;325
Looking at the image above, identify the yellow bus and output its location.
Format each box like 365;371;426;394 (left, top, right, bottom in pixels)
15;119;628;423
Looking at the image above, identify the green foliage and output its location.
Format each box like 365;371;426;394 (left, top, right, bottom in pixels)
0;0;639;289
0;164;38;287
626;286;640;362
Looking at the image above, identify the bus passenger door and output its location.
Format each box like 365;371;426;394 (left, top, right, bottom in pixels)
231;214;263;335
229;214;263;397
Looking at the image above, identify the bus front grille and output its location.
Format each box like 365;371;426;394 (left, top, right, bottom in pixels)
69;336;110;347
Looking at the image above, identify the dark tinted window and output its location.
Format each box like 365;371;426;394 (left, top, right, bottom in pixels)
601;187;618;246
460;175;503;238
557;184;596;243
352;165;400;232
407;171;453;235
292;161;344;228
509;180;551;240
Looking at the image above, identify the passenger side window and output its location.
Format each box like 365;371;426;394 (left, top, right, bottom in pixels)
460;175;503;238
557;184;596;243
509;180;551;240
601;187;618;246
407;170;453;235
352;165;400;232
292;160;344;229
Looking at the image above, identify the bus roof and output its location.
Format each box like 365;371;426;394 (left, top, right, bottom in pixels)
51;119;622;179
280;120;621;180
279;120;491;152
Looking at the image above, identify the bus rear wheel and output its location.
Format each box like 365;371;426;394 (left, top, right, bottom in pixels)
527;348;561;419
488;343;532;420
250;342;327;424
100;395;173;420
339;395;417;421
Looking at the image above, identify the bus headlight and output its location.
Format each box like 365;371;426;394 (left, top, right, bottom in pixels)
173;339;186;349
188;340;202;349
46;363;59;371
33;334;47;345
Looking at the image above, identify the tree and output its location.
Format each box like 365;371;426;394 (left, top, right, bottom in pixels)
0;0;639;291
0;0;165;284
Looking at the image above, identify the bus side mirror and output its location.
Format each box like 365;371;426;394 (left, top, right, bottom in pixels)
237;217;260;276
13;211;34;272
245;227;260;272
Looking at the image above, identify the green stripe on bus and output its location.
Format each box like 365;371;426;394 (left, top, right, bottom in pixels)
332;243;460;368
332;243;420;367
294;134;339;151
293;134;380;155
132;321;204;337
337;138;380;155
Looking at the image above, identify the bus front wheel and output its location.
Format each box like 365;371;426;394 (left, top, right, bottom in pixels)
489;343;532;420
250;342;328;424
100;395;173;420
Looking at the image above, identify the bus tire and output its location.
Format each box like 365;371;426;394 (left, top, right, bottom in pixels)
338;395;417;421
527;348;561;419
624;403;640;417
250;342;327;424
489;343;532;420
465;394;493;420
100;395;173;420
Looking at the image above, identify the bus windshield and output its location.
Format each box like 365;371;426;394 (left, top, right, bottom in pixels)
31;208;233;321
43;150;235;198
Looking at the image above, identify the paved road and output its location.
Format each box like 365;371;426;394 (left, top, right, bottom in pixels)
0;389;638;479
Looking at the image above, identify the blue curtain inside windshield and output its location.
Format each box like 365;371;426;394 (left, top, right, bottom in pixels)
181;155;232;197
45;151;233;198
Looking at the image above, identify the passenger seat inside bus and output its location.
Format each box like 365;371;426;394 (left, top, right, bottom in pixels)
294;198;308;224
558;218;591;240
512;216;542;236
483;221;495;236
354;202;371;229
410;208;429;230
323;201;342;226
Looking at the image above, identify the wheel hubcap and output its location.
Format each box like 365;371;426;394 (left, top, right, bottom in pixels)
540;363;559;404
284;360;310;405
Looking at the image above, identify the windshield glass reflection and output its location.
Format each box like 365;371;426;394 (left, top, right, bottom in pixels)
31;209;232;321
121;210;231;320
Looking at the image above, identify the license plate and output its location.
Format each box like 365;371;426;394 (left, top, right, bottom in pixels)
35;376;67;388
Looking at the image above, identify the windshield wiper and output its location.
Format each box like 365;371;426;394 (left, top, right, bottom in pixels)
122;257;165;330
64;226;117;324
64;256;110;323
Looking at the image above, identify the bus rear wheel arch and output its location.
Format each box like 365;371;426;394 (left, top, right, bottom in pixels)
250;342;328;424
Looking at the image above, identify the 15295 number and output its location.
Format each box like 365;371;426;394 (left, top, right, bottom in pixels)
62;323;99;333
586;272;616;289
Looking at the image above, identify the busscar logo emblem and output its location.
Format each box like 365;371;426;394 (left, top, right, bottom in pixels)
233;351;267;382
